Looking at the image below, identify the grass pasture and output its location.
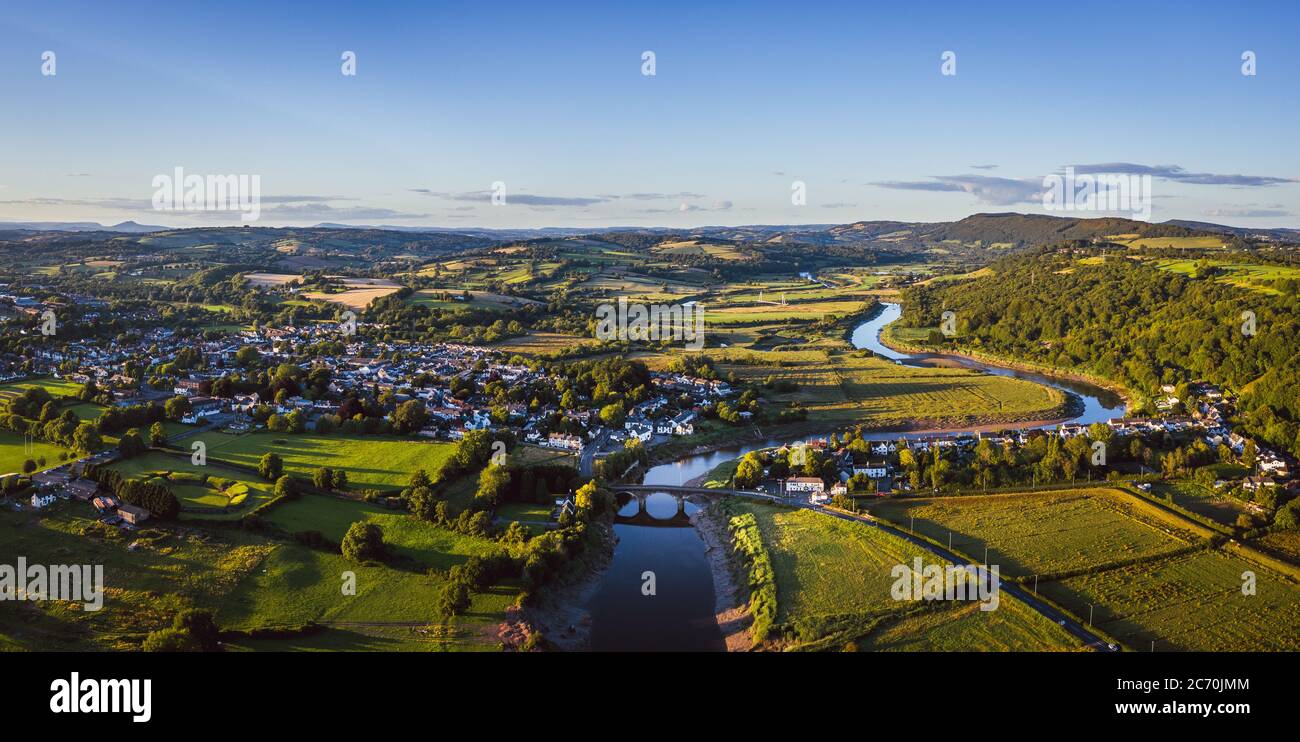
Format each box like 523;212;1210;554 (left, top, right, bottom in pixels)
0;377;84;399
715;350;1068;428
728;501;1077;651
207;432;455;491
1039;549;1300;651
0;430;70;475
108;451;277;518
0;505;273;650
865;489;1195;579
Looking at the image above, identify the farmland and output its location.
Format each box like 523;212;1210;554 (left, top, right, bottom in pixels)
1039;550;1300;651
865;489;1198;578
864;487;1300;651
0;504;274;651
704;348;1070;429
108;451;278;518
725;501;1078;651
1151;258;1300;295
204;432;455;491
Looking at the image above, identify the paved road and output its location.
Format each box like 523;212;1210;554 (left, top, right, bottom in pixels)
579;428;611;477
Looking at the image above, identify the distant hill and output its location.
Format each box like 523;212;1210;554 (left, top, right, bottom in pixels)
0;219;169;233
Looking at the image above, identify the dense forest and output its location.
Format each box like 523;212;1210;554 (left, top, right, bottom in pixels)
900;245;1300;457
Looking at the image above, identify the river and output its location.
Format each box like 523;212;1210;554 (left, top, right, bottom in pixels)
583;301;1126;651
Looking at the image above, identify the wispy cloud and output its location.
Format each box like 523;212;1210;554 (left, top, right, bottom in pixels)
1070;163;1296;187
410;189;609;206
1205;207;1293;218
872;175;1043;205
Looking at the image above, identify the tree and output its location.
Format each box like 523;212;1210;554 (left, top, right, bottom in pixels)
266;413;288;433
390;399;430;435
313;466;334;490
341;521;385;562
274;474;298;499
171;609;221;651
118;428;146;458
149;421;167;446
163;396;191;421
72;422;103;454
22;459;36;474
436;580;471;618
258;452;283;481
574;480;607;515
733;453;763;489
141;627;201;652
332;469;348;491
1241;439;1257;469
473;464;511;510
599;400;626;428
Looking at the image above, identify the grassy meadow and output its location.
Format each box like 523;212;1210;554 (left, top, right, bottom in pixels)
205;432;455;491
727;501;1078;651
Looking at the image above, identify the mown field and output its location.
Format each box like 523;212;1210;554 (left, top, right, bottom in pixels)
0;430;70;475
1149;480;1254;528
206;432;455;491
1039;549;1300;651
728;501;1078;651
709;348;1068;428
0;377;83;399
109;451;277;518
866;489;1197;578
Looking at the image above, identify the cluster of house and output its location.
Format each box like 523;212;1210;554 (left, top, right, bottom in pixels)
753;380;1297;503
22;467;149;527
148;329;733;453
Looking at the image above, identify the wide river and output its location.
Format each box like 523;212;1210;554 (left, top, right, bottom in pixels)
584;301;1126;651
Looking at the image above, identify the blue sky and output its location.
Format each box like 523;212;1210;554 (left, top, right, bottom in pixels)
1;0;1297;228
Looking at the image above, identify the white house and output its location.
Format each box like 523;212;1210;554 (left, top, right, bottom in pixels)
785;477;825;494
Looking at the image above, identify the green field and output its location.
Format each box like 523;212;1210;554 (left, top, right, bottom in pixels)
1040;550;1300;651
0;377;83;399
707;349;1068;428
217;536;518;650
261;493;509;568
866;489;1197;578
206;432;455;491
1114;235;1228;250
728;501;1078;651
0;430;70;476
108;451;278;518
0;495;520;652
1152;258;1300;295
1149;480;1254;528
0;504;273;650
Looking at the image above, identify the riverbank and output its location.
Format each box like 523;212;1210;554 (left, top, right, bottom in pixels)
690;500;753;651
878;322;1135;413
504;520;616;651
